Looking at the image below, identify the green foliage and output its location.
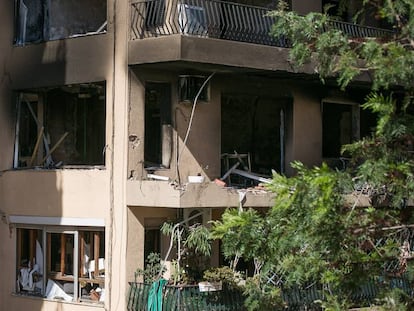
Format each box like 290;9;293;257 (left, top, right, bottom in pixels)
135;252;166;283
317;293;351;311
203;266;243;289
243;275;285;311
185;224;212;256
212;1;414;309
161;220;212;284
212;162;406;309
270;0;414;91
210;208;266;265
374;288;413;311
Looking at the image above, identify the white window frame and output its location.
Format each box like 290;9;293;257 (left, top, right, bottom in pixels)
15;224;105;304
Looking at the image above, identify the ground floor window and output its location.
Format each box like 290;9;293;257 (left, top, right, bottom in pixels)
16;227;105;303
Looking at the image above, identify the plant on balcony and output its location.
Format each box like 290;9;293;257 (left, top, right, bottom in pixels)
160;220;212;285
135;252;166;283
129;223;247;311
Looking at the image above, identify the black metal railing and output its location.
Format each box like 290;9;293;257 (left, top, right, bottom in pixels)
327;19;394;39
131;0;394;47
127;282;246;311
130;0;286;46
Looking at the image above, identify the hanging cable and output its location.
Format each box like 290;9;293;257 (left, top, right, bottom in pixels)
175;72;216;182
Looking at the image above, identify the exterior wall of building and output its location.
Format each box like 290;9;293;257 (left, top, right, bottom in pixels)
0;0;129;309
286;86;323;175
128;69;324;185
126;207;178;282
0;170;109;216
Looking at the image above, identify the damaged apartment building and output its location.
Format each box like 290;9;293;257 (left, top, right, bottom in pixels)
0;0;390;310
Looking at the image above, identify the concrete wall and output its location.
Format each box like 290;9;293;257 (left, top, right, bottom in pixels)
128;68;222;182
128;70;323;184
0;170;109;216
286;86;322;174
0;0;130;309
126;207;177;282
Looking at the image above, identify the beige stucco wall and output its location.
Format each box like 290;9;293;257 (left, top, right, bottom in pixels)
0;0;130;309
126;207;178;282
0;170;109;217
286;86;322;175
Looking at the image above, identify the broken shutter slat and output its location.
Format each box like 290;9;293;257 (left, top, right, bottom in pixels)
25;100;53;166
28;126;44;167
13;98;22;168
40;132;69;164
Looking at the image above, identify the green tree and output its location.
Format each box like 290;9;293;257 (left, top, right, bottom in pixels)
212;1;414;309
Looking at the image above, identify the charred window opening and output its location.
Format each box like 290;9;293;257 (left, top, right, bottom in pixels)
14;82;106;168
221;94;290;186
144;228;161;263
322;102;359;159
14;0;107;45
16;227;105;303
16;228;43;297
322;100;377;169
144;82;172;169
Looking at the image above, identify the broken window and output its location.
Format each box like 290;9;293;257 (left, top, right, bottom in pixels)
14;0;107;45
16;228;44;297
14;82;106;168
16;227;105;303
144;82;172;169
221;94;291;186
322;101;359;159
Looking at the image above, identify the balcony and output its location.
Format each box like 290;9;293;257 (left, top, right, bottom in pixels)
129;0;394;70
130;0;284;46
131;0;394;44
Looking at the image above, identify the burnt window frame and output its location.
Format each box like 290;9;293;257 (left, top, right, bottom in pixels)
322;100;360;159
13;82;106;169
14;0;107;46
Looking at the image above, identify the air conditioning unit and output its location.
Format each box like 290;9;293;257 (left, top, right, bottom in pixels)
178;75;209;102
183;208;211;227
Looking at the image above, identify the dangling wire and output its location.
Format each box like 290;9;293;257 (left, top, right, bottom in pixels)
175;72;216;182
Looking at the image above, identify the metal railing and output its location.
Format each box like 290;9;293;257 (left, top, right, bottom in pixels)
130;0;286;46
131;0;394;47
327;19;394;38
127;282;246;311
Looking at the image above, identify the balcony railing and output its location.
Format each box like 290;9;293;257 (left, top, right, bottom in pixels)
130;0;394;47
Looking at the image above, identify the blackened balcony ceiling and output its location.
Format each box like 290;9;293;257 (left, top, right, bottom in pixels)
128;34;306;74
